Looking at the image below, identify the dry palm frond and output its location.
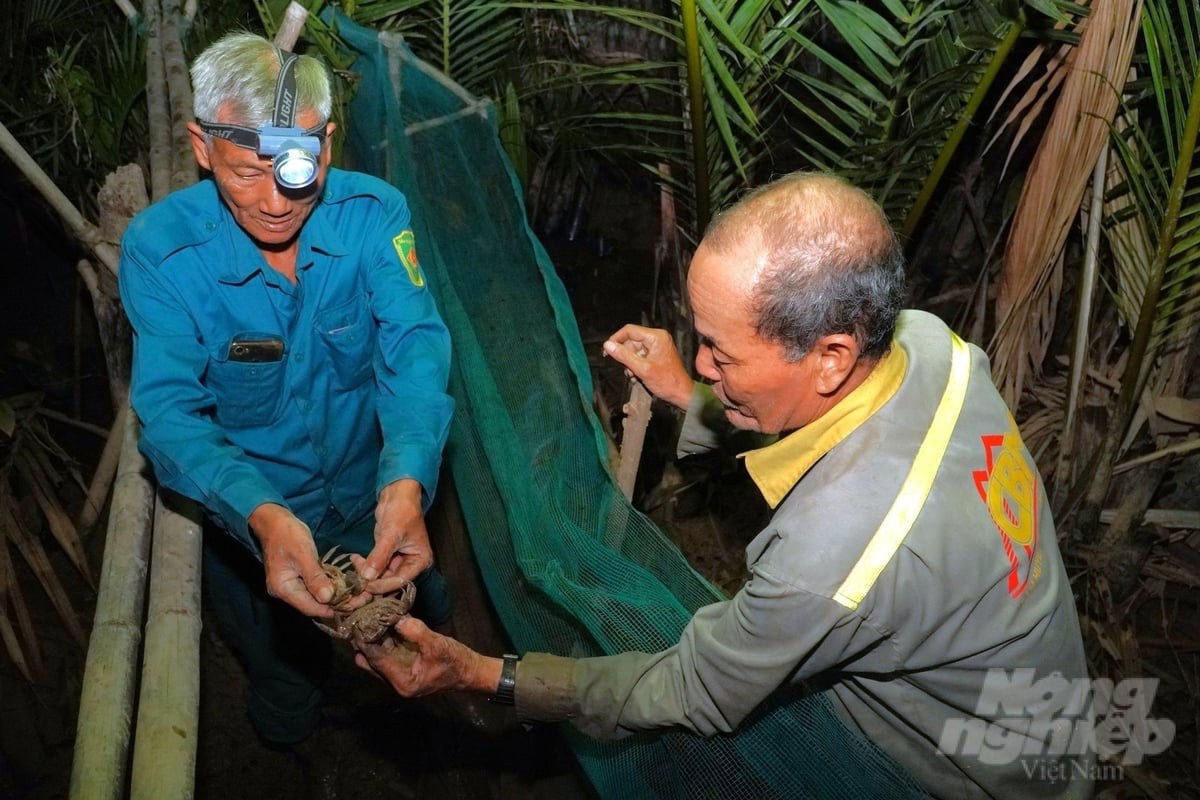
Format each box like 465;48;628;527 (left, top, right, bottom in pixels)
0;512;42;681
983;13;1076;182
991;0;1145;406
5;506;87;648
0;394;93;680
1141;552;1200;586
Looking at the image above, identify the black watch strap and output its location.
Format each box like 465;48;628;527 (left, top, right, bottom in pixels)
490;653;520;705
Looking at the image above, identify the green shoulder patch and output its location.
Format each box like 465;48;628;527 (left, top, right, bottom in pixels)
392;230;425;287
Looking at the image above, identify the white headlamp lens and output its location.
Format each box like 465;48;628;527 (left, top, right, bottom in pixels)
274;145;319;189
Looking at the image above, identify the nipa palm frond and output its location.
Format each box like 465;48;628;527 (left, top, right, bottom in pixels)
772;0;1015;226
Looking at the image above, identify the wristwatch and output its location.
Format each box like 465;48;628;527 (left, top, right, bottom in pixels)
490;653;520;705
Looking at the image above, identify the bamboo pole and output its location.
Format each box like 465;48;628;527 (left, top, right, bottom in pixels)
142;0;171;202
130;494;202;800
161;0;196;193
1055;144;1107;506
68;409;155;800
111;0;137;20
276;2;309;51
76;404;128;532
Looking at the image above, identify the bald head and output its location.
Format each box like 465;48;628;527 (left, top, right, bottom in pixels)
697;172;905;360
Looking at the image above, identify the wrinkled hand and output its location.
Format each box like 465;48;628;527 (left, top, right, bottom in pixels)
354;616;494;698
603;324;694;410
352;478;433;596
249;503;335;619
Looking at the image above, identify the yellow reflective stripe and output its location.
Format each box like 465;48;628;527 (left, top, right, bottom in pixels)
832;334;972;611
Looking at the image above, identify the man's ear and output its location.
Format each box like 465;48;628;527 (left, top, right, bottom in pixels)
320;121;336;169
187;121;213;172
812;333;861;394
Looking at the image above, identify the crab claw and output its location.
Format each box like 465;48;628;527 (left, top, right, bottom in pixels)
313;615;352;641
319;545;365;608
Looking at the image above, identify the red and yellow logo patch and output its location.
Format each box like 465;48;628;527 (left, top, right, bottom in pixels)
392;230;424;287
973;421;1042;599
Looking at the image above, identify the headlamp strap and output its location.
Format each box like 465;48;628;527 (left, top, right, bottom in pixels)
272;50;300;130
194;49;323;158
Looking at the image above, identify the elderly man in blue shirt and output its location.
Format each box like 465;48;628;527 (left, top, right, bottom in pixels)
118;32;455;749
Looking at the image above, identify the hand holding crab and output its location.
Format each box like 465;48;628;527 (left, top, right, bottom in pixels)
311;547;417;647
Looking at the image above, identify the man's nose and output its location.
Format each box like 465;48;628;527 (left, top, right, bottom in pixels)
260;179;291;215
694;345;719;381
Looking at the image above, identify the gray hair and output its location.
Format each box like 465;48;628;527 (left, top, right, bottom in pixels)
703;172;905;361
191;31;332;126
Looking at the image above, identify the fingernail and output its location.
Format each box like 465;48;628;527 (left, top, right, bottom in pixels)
317;585;333;603
362;566;378;580
603;341;616;354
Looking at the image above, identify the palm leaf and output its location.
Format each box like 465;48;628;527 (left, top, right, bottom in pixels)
766;1;1020;227
1074;0;1200;527
1100;0;1200;399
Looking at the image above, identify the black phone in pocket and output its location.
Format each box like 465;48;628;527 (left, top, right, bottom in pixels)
228;337;285;363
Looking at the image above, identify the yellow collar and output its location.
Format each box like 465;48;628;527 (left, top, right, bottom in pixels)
742;344;908;508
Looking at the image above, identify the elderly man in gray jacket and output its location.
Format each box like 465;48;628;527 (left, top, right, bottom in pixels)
357;172;1095;799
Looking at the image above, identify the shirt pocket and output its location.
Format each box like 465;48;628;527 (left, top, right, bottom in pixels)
207;332;287;428
315;295;374;390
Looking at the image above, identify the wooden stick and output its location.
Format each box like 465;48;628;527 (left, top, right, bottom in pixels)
616;381;653;500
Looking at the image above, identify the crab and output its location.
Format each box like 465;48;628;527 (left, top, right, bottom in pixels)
312;546;417;646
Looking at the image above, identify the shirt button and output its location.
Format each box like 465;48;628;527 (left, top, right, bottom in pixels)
295;353;304;362
204;221;215;231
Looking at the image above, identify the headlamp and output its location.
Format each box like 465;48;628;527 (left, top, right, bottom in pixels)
195;50;326;190
254;125;324;189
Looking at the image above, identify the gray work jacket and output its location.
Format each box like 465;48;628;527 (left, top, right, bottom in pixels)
517;310;1093;799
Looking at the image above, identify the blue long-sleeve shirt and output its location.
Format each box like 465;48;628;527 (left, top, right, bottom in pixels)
118;168;454;554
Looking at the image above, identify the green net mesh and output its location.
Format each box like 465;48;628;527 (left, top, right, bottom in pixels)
336;15;928;800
